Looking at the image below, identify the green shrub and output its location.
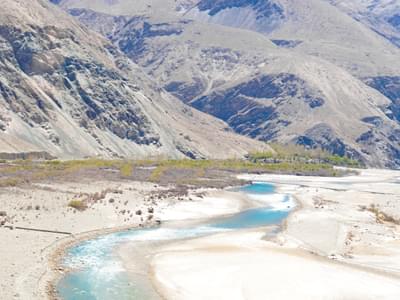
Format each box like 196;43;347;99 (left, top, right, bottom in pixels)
249;143;362;168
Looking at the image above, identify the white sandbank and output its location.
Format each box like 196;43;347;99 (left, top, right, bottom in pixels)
156;190;251;221
153;231;400;300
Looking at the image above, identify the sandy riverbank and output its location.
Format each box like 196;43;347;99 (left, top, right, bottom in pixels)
151;169;400;300
2;168;400;299
152;231;400;300
0;180;247;300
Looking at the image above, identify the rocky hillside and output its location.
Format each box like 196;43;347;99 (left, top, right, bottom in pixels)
0;0;266;159
52;0;400;168
327;0;400;47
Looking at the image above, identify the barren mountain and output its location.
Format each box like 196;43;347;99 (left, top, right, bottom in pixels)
52;0;400;168
0;0;267;159
326;0;400;48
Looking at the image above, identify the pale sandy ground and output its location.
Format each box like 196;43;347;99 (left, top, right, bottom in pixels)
0;181;244;300
2;169;400;300
156;189;252;221
151;169;400;300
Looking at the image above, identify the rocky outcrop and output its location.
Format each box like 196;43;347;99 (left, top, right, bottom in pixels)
67;8;185;62
189;73;325;139
364;76;400;122
294;124;361;160
186;0;284;34
271;39;302;48
0;19;160;152
196;0;284;18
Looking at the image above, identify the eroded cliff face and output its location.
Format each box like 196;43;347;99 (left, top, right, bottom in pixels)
0;24;160;145
0;0;265;159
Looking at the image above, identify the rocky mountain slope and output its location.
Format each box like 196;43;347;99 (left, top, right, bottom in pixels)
0;0;267;159
52;0;400;168
327;0;400;48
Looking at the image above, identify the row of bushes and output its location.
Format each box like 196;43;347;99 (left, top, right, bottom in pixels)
0;143;360;187
249;143;362;167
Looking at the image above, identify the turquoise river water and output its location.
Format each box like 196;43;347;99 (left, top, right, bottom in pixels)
57;182;294;299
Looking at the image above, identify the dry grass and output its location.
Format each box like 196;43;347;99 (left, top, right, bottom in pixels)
120;162;133;177
366;204;400;225
0;154;352;188
149;165;168;182
0;178;23;187
68;200;87;211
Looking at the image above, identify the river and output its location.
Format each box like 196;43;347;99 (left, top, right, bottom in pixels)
57;182;295;299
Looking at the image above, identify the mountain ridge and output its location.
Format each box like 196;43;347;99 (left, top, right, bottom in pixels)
0;0;266;159
52;0;400;168
1;0;399;168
